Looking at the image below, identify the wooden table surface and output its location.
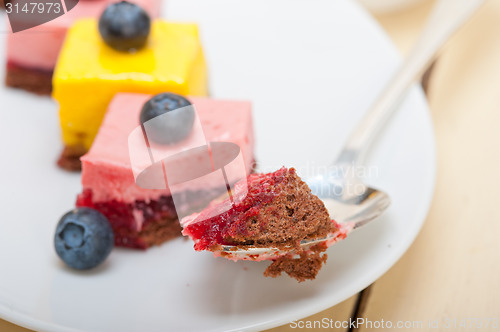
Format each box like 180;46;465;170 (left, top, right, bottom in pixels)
2;0;500;331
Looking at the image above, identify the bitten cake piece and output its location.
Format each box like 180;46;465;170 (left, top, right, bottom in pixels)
5;0;161;94
53;4;208;170
182;167;340;281
76;93;254;249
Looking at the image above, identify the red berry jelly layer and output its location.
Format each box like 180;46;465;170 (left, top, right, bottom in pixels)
76;189;180;249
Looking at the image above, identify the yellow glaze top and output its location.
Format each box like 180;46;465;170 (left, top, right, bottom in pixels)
53;19;208;150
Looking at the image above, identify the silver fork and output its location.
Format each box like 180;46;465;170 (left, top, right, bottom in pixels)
218;0;486;260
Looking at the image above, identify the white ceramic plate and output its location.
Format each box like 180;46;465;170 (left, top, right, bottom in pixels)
0;0;435;331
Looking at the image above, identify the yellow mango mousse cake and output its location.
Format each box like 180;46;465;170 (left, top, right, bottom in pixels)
52;4;207;171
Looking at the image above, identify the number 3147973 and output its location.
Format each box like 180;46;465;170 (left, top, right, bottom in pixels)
5;2;61;14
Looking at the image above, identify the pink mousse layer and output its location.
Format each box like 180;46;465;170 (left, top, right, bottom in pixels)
6;0;161;71
81;93;255;204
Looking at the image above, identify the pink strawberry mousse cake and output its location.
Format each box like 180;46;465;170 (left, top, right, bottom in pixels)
5;0;161;95
76;93;254;249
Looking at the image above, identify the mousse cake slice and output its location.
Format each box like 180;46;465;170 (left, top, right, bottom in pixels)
53;3;208;170
76;93;254;249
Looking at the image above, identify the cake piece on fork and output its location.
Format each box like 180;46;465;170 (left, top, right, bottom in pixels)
182;167;345;282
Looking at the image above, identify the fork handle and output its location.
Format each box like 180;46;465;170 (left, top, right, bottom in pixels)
336;0;485;165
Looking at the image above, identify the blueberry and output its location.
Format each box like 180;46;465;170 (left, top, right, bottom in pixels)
98;1;151;52
54;208;114;270
139;93;195;144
